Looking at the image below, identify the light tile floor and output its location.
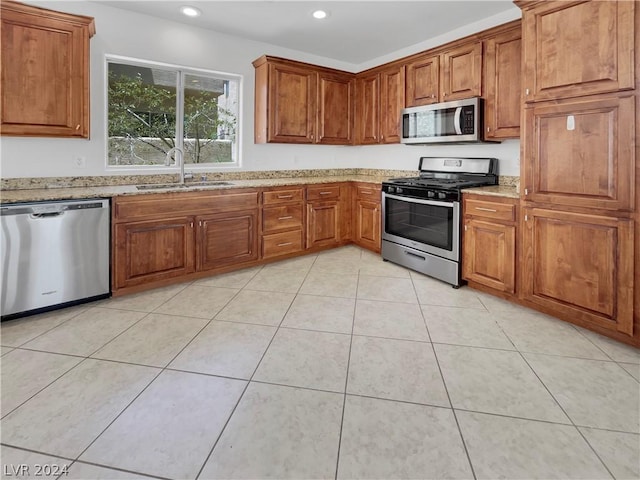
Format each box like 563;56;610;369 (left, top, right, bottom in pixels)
1;246;639;480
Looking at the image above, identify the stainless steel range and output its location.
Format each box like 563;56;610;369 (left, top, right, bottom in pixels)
382;157;498;287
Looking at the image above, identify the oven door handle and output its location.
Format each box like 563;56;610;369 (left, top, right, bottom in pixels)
384;193;455;207
454;107;463;135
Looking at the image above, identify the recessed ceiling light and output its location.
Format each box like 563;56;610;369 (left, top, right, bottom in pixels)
180;6;201;17
312;10;328;19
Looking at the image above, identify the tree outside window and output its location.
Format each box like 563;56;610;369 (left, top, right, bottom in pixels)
107;60;239;167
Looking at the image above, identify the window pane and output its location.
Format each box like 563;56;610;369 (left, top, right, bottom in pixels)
183;73;238;165
108;63;177;166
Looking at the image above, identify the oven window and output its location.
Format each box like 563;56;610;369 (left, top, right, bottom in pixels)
385;197;454;250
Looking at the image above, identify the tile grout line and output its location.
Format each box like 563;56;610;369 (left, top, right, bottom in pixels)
411;273;478;480
67;278;247;474
516;352;618;479
194;252;321;479
333;249;361;480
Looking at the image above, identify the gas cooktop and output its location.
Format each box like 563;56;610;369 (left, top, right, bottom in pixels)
382;157;499;202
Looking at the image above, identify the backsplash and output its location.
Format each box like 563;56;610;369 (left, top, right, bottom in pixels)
0;169;414;191
1;169;518;191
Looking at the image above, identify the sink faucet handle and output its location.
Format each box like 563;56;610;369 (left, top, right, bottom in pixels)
184;172;194;180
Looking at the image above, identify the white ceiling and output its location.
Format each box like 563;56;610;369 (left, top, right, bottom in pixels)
97;1;517;65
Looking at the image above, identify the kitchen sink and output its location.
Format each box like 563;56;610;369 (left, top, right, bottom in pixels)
136;181;234;190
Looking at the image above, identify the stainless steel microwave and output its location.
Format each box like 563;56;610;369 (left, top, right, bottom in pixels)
401;97;484;144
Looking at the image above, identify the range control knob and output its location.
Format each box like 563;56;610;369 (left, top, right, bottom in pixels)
438;192;447;200
427;191;435;198
396;187;403;194
387;186;395;193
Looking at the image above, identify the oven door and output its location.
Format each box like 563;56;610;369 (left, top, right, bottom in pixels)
382;192;460;262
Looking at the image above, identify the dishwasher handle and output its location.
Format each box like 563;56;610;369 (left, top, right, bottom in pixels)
31;211;64;219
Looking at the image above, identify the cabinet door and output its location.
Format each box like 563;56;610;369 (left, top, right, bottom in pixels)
307;202;340;248
1;4;93;137
379;65;405;144
355;73;380;145
522;94;635;211
197;210;259;271
521;207;633;335
355;199;381;252
463;219;516;293
484;28;521;139
267;63;316;143
113;217;195;289
405;54;440;107
317;72;354;145
440;41;482;101
521;1;634;102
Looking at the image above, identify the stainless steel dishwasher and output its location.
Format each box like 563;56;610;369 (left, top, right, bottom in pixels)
1;198;110;319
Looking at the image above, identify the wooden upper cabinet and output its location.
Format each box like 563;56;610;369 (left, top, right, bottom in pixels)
355;64;404;144
266;61;316;143
317;72;354;145
405;40;482;107
522;93;635;212
356;72;380;145
440;41;483;101
379;65;405;143
253;56;354;145
518;0;634;102
521;207;634;335
1;1;95;137
484;26;522;139
405;54;440;107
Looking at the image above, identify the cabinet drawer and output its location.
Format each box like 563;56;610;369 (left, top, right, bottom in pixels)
465;199;515;222
263;205;304;232
307;185;341;201
263;188;304;205
262;229;303;259
114;191;258;221
355;185;380;200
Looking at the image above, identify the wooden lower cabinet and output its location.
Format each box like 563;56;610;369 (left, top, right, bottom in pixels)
462;195;517;294
307;201;340;248
113;217;195;289
196;210;258;271
353;184;381;252
521;207;634;335
261;187;305;259
464;219;516;294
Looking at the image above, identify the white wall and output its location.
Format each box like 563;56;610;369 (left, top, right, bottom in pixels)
0;1;521;179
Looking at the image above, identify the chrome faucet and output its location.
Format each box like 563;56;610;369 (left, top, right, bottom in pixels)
165;147;186;184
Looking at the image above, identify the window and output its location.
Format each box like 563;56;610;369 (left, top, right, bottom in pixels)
107;57;240;167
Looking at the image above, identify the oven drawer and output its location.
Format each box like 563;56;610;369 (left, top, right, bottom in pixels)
465;199;515;222
307;185;341;201
263;188;304;205
262;229;303;258
263;204;304;232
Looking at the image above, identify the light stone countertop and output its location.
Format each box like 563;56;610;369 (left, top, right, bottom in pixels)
463;185;520;199
0;175;390;204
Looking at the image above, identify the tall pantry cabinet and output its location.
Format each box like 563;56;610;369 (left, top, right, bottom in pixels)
515;0;638;344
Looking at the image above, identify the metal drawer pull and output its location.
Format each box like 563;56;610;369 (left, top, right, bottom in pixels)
277;242;293;247
277;195;293;199
360;190;372;194
319;191;333;195
278;216;293;220
475;207;497;212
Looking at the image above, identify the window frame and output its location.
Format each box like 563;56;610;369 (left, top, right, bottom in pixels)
104;54;243;171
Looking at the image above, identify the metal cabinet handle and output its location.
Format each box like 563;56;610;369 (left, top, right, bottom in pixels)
360;190;372;195
320;191;332;195
525;88;530;96
278;216;293;220
277;195;293;199
277;242;293;247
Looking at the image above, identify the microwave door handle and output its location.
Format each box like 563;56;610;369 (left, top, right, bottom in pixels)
454;107;463;135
